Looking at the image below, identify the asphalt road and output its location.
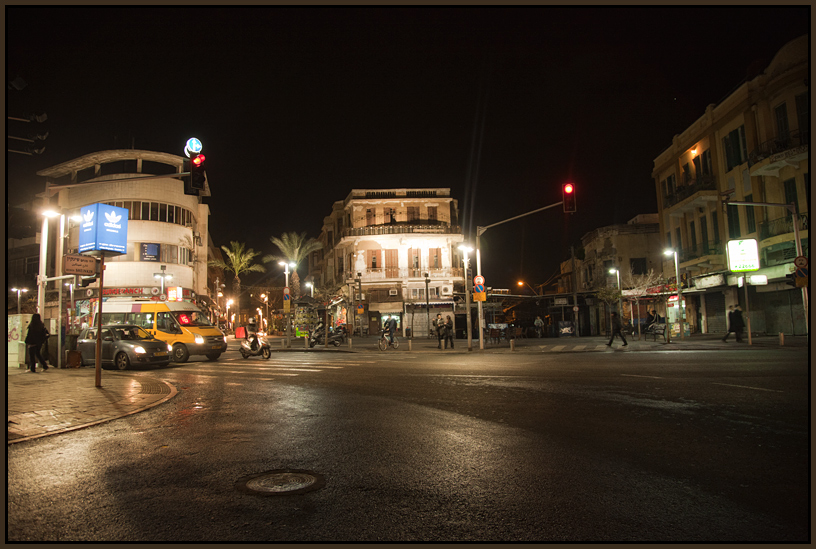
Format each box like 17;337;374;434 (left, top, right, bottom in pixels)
7;347;809;542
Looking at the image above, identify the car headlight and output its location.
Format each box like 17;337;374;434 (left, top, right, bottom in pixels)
223;335;227;344
167;344;173;352
134;346;146;354
195;335;204;344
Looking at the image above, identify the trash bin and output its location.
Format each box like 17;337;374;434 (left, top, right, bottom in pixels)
66;350;83;368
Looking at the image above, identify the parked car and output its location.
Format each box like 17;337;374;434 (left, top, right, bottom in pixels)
77;324;173;370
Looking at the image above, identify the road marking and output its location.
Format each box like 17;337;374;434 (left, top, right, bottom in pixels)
573;345;586;351
551;345;566;351
711;382;783;393
621;374;663;379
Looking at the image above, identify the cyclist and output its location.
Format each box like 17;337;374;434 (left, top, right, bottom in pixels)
385;316;398;345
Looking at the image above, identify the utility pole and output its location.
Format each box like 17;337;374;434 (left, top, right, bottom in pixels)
571;246;579;337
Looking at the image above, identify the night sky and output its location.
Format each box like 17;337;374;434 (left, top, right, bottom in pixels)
7;7;809;290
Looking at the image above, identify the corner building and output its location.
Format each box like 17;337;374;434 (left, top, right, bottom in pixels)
35;149;217;324
652;35;808;335
310;188;465;337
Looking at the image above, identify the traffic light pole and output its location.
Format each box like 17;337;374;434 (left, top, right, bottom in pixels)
475;200;565;350
727;200;808;335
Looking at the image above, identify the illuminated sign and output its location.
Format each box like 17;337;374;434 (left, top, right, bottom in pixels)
167;286;183;302
140;243;161;262
726;239;760;272
78;203;128;255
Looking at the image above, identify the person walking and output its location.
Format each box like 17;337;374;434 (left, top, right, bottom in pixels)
25;313;50;372
722;305;745;342
443;315;455;349
433;313;444;349
606;311;628;347
534;315;544;338
723;305;745;343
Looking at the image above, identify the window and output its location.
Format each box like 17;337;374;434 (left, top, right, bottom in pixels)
682;163;691;184
701;149;712;175
150;202;159;221
722;125;748;172
711;211;720;243
409;248;420;269
387;208;396;223
141;202;150;220
775;102;790;141
430;248;441;269
783;178;799;218
428;206;437;222
795;93;808;140
675;228;681;251
727;204;741;239
666;232;671;249
744;195;756;234
692;156;702;177
630;257;648;275
159;203;167;223
366;209;375;226
689;220;697;250
407;207;419;222
700;216;709;252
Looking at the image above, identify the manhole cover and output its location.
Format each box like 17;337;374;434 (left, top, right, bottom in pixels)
236;469;325;496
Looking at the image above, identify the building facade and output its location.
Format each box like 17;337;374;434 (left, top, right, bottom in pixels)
310;188;465;337
652;34;808;336
32;149;221;328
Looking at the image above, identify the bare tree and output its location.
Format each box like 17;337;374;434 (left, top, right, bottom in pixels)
622;268;662;339
594;285;621;337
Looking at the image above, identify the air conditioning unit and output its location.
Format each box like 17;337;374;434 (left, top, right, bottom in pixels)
440;286;452;296
389;289;398;296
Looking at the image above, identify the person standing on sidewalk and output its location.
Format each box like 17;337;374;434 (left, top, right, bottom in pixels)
606;312;628;347
443;315;455;349
433;313;444;349
24;313;50;372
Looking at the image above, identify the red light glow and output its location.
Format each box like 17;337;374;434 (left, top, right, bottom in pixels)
193;155;205;166
564;183;574;194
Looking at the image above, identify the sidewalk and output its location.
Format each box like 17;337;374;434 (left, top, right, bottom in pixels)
8;332;806;445
7;367;177;445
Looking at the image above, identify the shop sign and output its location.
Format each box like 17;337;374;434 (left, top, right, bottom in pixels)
554;297;568;305
78;203;128;255
727;239;760;272
695;273;725;289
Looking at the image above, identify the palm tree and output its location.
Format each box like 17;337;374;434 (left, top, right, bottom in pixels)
264;232;324;298
208;241;266;297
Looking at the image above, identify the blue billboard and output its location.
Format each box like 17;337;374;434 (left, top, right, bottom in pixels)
78;203;129;255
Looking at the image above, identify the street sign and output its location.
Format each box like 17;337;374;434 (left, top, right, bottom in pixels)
356;304;364;314
793;256;808;269
473;275;485;286
283;287;290;296
63;254;97;276
473;292;486;302
726;239;760;272
474;284;485;293
573;306;579;312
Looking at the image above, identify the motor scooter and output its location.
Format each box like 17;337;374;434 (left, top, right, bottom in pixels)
240;334;272;359
309;326;345;347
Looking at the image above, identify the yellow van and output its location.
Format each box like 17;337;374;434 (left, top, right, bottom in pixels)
91;298;227;362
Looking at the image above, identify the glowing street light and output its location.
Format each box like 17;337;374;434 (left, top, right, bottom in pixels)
279;261;296;346
305;282;314;298
459;245;474;351
11;287;28;315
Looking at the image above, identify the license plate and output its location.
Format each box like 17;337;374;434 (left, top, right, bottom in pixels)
211;345;221;349
154;351;167;356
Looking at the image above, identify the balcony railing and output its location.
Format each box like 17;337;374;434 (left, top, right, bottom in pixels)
678;240;724;264
342;224;462;237
663;175;717;209
346;267;464;282
758;213;809;241
750;129;809;164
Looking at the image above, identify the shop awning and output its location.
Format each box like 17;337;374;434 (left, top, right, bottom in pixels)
369;302;404;313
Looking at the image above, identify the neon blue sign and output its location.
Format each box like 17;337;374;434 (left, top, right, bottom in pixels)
78;203;129;255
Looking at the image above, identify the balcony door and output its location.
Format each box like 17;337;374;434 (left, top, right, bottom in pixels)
385;249;398;278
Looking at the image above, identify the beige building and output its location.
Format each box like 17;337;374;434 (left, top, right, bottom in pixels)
32;149;221;327
310;188;465;337
652;34;808;335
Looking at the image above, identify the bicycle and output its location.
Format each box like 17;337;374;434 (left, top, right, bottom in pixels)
377;330;400;351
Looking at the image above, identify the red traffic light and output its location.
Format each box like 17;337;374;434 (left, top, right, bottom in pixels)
192;154;205;167
563;183;574;194
562;182;576;213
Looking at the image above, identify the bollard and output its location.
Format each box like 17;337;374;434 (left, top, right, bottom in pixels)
408;339;412;351
779;332;784;346
510;339;515;351
304;336;309;349
282;338;286;349
348;338;352;349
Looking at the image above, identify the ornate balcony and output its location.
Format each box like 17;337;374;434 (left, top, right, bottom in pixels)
749;129;809;177
678;240;726;271
342;223;462;238
758;213;809;241
346;267;464;283
663;175;718;214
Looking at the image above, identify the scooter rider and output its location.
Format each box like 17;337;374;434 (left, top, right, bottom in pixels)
247;318;260;351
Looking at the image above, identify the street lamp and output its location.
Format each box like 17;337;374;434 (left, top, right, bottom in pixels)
260;293;269;332
279;261;296;346
459;245;474;351
11;287;28;315
608;268;623;314
424;272;431;339
517;281;539;295
664;249;685;340
226;299;233;332
153;265;172;298
305;282;314;298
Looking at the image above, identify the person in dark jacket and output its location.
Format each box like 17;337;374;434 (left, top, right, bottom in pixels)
606;312;628;347
433;313;444;349
25;313;50;372
722;305;745;342
443;315;455;349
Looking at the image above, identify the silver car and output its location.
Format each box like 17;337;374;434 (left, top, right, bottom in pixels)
77;325;172;370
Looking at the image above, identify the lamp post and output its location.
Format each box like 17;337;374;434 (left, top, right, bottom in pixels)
260;293;269;332
305;282;314;298
424;272;431;338
664;249;685;340
459;245;474;351
608;268;623;313
11;287;29;315
226;299;233;332
279;261;296;346
153;265;172;298
517;281;539;295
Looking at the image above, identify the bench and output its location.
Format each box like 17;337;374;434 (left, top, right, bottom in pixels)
644;323;666;342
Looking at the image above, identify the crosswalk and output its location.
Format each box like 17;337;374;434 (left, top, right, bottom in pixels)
535;344;615;352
